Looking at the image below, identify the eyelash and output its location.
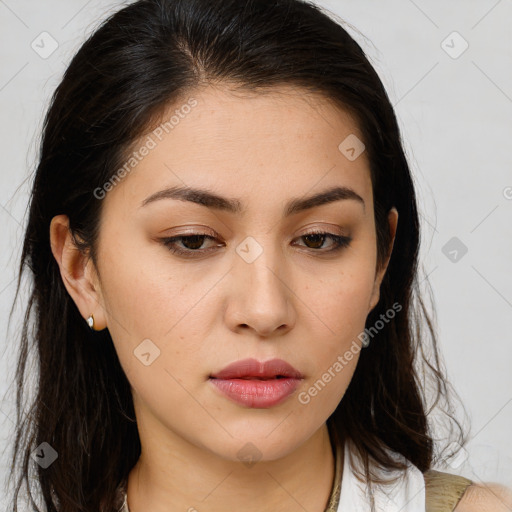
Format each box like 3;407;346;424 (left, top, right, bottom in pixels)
160;229;352;257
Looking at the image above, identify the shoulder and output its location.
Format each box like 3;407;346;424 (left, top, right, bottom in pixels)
454;482;512;512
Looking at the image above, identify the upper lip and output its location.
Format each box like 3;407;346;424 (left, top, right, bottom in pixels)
210;358;304;380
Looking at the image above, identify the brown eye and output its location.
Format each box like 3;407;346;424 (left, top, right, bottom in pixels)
161;234;221;256
302;233;326;249
295;230;352;253
179;235;208;250
160;230;351;258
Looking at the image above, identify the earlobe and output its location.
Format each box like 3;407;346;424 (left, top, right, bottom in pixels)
385;207;398;264
49;215;107;330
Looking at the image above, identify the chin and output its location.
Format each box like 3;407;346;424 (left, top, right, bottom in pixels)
204;425;312;464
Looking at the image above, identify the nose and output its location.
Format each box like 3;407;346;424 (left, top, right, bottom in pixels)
224;241;296;338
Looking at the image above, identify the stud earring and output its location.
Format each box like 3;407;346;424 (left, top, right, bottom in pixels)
86;314;95;330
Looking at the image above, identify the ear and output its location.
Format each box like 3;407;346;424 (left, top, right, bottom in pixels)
49;214;107;331
368;207;398;313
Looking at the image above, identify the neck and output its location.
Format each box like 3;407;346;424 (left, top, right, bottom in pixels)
126;423;337;512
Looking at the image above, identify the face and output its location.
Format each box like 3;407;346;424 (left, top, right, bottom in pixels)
56;84;397;463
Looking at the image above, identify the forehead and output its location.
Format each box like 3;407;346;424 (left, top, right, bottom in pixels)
102;84;372;216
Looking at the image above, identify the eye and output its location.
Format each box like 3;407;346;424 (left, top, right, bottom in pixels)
293;228;352;253
160;229;352;257
161;233;221;256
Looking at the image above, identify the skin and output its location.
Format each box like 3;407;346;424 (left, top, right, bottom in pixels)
455;483;512;511
50;84;399;512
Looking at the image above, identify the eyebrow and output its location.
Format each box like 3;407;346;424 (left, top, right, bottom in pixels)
140;185;365;216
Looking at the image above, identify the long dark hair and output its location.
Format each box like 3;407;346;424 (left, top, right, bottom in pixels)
6;0;468;510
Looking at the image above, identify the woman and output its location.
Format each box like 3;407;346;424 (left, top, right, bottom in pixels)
7;0;512;511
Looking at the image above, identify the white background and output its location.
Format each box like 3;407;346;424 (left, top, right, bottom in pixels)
1;0;511;508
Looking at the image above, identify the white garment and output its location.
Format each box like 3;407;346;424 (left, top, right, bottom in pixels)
337;439;426;512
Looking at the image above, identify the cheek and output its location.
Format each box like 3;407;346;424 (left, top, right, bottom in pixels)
298;352;359;411
293;252;375;409
99;245;219;385
300;261;375;340
293;326;361;433
98;234;199;335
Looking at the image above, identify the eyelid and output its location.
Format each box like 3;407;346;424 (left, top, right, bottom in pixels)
159;227;352;258
159;224;348;240
160;226;219;238
300;225;347;237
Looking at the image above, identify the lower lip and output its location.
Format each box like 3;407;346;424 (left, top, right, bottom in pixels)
209;377;301;408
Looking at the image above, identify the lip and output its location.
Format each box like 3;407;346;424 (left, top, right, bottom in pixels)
209;358;304;408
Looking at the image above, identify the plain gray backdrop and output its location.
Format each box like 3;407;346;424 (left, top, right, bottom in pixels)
1;0;511;508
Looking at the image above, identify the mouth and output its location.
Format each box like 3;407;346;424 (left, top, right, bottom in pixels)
209;358;304;408
209;357;304;380
219;376;288;380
